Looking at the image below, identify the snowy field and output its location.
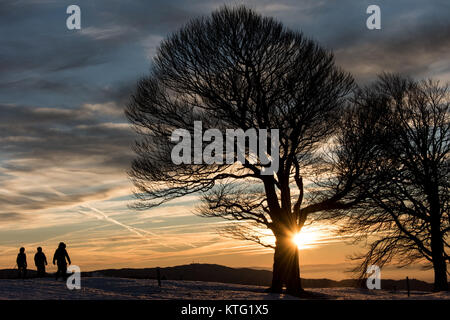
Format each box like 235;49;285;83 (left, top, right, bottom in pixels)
0;277;448;300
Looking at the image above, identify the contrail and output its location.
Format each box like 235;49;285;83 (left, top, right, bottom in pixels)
83;205;147;237
45;187;182;249
45;186;158;243
79;205;177;249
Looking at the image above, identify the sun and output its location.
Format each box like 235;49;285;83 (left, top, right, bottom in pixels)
292;230;318;249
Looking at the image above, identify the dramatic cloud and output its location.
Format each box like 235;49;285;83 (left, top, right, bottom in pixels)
0;0;446;277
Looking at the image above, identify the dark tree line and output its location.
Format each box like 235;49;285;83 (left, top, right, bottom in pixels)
126;6;449;293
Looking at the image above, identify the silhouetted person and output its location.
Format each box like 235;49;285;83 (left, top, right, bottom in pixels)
16;247;27;279
34;247;48;277
53;242;71;280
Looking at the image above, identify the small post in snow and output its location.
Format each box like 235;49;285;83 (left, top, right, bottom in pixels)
406;276;410;297
157;267;161;287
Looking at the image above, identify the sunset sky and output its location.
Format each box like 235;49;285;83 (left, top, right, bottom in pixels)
1;0;449;281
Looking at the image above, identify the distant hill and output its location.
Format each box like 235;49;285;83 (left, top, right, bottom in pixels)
0;269;38;279
91;264;273;287
0;263;438;291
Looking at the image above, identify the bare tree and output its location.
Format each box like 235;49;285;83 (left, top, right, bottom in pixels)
126;6;360;295
320;74;450;291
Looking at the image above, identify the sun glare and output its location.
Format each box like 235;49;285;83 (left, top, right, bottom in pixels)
255;224;331;250
292;231;318;249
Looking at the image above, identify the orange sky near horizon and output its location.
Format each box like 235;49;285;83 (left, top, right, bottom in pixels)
0;188;436;282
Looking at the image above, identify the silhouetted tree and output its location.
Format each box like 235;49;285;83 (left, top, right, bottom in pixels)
320;74;449;291
126;6;362;295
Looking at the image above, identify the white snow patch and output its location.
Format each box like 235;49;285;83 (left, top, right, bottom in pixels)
0;277;448;300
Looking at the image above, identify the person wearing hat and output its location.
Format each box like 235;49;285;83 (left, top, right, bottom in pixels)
34;247;48;277
53;242;71;280
16;247;27;279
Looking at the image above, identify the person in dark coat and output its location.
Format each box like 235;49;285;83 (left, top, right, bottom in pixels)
34;247;48;277
53;242;71;280
16;247;27;279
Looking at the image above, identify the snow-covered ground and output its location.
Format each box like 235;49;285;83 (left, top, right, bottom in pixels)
0;277;448;300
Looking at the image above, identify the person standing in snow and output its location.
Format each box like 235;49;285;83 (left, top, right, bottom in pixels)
34;247;48;277
16;247;27;279
53;242;71;280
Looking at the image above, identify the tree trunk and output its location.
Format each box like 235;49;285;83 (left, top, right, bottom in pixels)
429;191;448;292
430;229;448;291
432;255;448;292
270;234;303;295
